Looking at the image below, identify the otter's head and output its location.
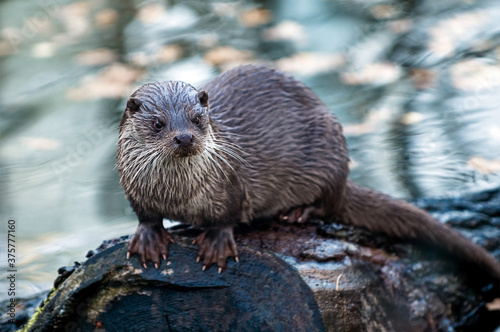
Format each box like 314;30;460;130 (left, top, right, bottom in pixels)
119;81;212;159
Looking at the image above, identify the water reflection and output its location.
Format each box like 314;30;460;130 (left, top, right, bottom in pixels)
1;0;499;301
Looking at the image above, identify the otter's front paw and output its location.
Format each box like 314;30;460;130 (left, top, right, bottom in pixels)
193;227;239;273
127;223;174;269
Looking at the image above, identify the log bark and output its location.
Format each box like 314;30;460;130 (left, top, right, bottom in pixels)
21;240;324;332
10;187;500;332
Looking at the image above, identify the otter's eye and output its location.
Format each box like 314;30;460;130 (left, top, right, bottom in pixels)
192;115;201;126
154;120;164;130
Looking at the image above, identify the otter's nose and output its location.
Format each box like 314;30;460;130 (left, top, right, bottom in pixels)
174;134;194;147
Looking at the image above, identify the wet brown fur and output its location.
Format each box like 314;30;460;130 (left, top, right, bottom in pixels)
117;65;500;278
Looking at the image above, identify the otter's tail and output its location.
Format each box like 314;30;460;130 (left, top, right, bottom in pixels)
341;180;500;280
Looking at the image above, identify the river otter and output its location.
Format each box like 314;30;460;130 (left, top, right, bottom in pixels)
117;65;500;278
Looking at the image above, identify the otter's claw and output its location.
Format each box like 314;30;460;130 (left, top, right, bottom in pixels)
127;223;174;269
279;206;316;223
193;227;238;272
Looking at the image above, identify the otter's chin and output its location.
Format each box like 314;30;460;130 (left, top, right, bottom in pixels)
172;147;203;158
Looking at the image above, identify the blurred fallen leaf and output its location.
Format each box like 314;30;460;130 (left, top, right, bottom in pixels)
263;20;308;47
198;33;219;49
0;27;21;55
467;156;500;174
341;62;402;85
66;63;144;100
203;46;254;66
94;8;118;28
220;60;270;73
124;45;183;67
129;52;151;67
56;2;92;37
486;298;500;311
76;48;117;65
275;52;344;76
369;4;400;20
343;123;373;136
21;137;61;151
239;8;272;27
388;19;413;34
137;3;166;25
157;44;183;63
428;10;486;58
400;112;424;125
450;59;500;91
32;42;55;58
410;68;437;89
0;40;14;57
343;108;392;136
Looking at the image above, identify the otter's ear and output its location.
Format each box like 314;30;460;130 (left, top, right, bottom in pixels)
126;98;142;112
198;91;209;108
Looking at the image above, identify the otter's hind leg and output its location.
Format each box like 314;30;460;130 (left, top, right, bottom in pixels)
279;206;319;223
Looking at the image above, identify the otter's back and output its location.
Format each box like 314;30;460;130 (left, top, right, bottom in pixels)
202;65;349;218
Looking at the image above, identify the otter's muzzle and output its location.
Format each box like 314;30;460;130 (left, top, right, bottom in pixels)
174;134;194;148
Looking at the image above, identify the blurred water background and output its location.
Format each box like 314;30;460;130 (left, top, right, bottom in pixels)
1;0;500;301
